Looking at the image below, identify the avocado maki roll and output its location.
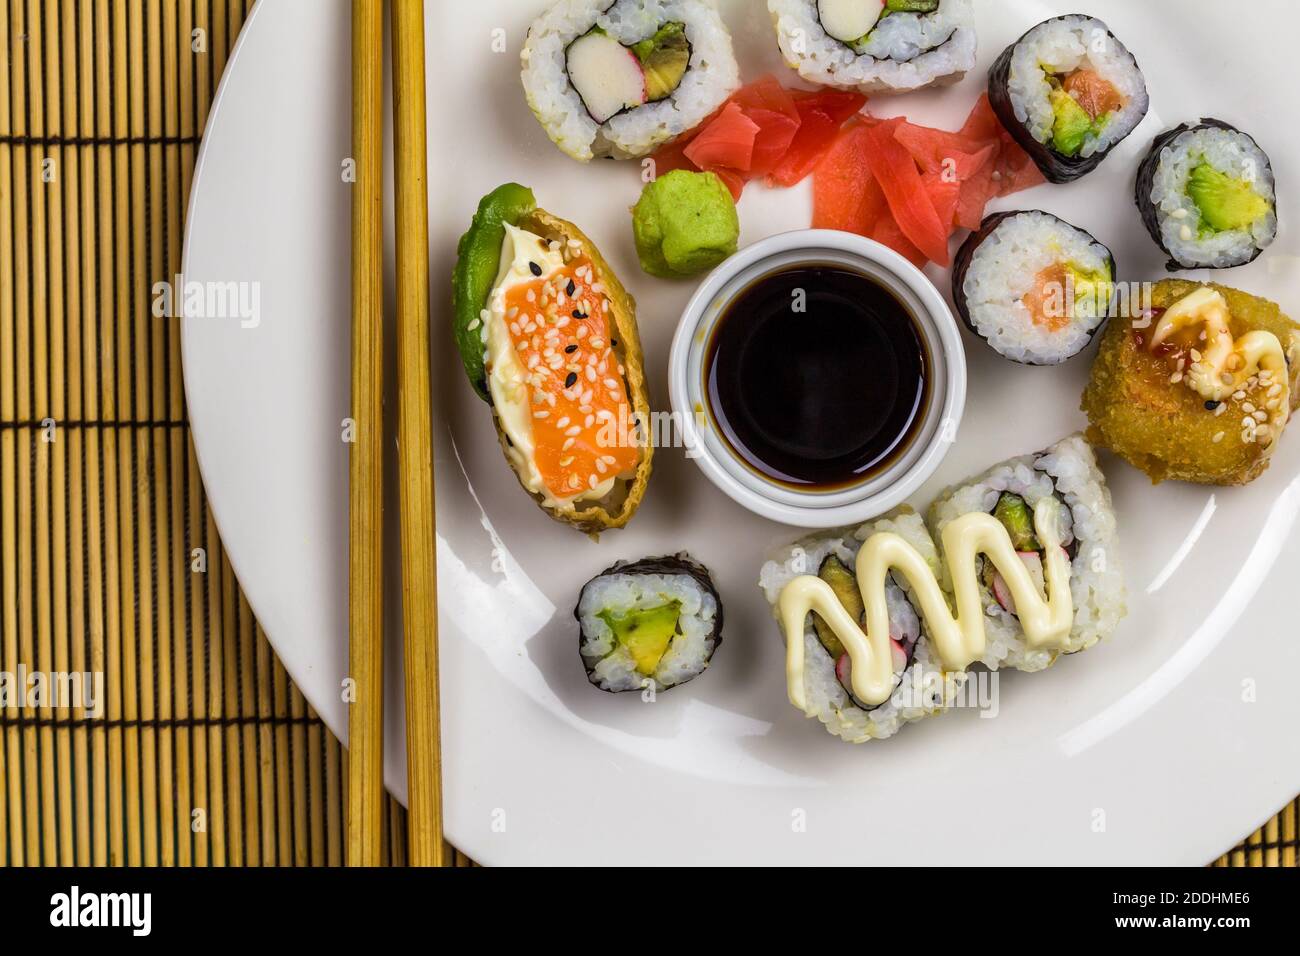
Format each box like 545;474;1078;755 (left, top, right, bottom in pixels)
768;0;977;94
1082;280;1300;486
1135;119;1278;271
759;510;965;743
952;210;1116;365
926;435;1125;672
577;554;723;693
451;184;653;534
521;0;740;162
988;15;1148;184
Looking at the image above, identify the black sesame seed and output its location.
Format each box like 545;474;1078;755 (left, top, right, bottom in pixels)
1205;399;1221;410
564;372;578;388
529;261;543;277
565;279;576;297
564;344;578;354
610;338;618;347
572;310;586;319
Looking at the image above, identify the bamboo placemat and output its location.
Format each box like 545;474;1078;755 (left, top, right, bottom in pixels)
0;0;1290;868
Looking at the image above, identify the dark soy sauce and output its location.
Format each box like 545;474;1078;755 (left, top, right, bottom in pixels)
704;264;930;490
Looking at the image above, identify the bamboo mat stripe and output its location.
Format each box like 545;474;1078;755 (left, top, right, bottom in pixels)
0;0;1288;868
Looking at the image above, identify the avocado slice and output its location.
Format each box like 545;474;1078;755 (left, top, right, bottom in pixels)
1065;261;1113;318
1187;162;1270;233
451;184;537;401
1049;88;1094;158
598;602;682;676
992;493;1041;553
631;22;690;102
887;0;939;12
811;555;865;659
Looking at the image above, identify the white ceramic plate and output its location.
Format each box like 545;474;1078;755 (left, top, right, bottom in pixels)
183;0;1300;865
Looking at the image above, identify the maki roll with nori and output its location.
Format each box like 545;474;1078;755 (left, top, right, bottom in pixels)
927;435;1125;672
768;0;977;94
952;210;1115;365
577;554;722;693
989;15;1148;183
1135;120;1278;270
521;0;740;162
759;511;965;743
1083;280;1300;486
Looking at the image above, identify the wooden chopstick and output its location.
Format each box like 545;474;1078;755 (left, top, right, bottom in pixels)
346;0;386;867
391;0;446;866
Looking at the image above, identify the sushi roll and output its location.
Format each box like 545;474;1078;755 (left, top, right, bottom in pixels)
759;510;966;743
577;554;723;693
1083;279;1300;485
952;210;1116;365
989;15;1148;184
451;184;653;533
1135;119;1278;271
926;435;1125;672
520;0;740;162
767;0;977;94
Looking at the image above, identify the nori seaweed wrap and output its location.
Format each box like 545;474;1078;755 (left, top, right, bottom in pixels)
989;14;1148;184
576;554;723;693
951;210;1115;365
1134;119;1278;271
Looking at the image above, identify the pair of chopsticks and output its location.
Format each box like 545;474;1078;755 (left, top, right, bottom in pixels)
348;0;445;867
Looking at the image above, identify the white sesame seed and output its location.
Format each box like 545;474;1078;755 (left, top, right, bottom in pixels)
1171;208;1188;220
1254;409;1268;422
1179;225;1194;241
555;416;570;428
1212;431;1224;443
560;456;573;467
586;367;597;382
604;378;619;389
1169;372;1183;384
595;459;607;474
584;415;595;428
588;474;599;489
467;318;480;332
565;425;581;437
1243;402;1256;413
562;438;575;451
533;410;549;419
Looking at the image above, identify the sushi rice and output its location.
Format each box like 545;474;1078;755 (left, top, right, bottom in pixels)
1002;15;1147;161
578;554;722;693
927;435;1125;672
759;511;966;743
521;0;740;162
954;210;1115;365
1140;121;1278;270
767;0;977;94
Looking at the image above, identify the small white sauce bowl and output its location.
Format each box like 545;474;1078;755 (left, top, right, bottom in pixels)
668;230;966;529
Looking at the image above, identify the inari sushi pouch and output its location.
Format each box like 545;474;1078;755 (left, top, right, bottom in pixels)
452;184;653;534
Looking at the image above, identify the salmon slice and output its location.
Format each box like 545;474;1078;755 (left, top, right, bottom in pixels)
502;255;640;501
1021;263;1071;332
1062;69;1125;120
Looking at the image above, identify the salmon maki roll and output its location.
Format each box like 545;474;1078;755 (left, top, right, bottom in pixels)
452;184;653;533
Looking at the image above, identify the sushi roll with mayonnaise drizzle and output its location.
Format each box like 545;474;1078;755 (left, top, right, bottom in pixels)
521;0;740;162
577;554;723;693
952;210;1116;365
1135;119;1279;271
759;510;966;743
768;0;977;94
988;15;1148;183
926;435;1125;672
